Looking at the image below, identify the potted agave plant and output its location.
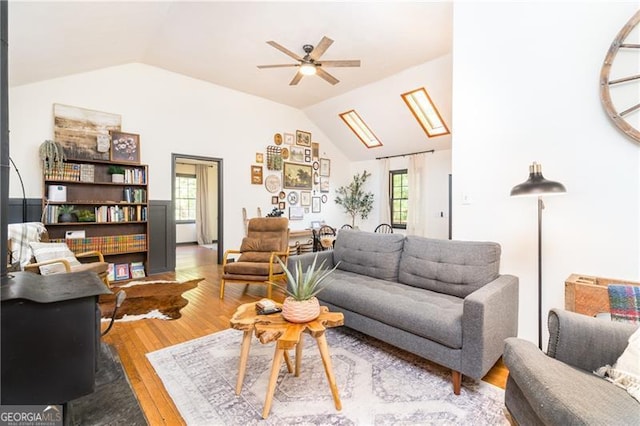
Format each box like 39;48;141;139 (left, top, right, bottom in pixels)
274;254;339;323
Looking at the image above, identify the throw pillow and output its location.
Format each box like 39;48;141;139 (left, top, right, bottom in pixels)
29;242;81;275
595;327;640;403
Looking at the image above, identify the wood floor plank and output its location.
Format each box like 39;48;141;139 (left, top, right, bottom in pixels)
102;244;509;424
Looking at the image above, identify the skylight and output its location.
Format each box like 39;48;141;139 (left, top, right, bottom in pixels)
401;87;450;137
339;110;383;148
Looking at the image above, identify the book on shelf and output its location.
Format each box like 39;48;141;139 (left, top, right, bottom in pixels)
130;261;145;278
115;263;130;281
107;263;115;282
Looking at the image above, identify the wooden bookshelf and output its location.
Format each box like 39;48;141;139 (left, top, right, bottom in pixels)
42;159;149;281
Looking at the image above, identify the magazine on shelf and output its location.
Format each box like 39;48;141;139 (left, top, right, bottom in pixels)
130;261;145;278
115;263;130;281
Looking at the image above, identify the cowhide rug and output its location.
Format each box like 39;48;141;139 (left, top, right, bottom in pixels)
99;278;203;321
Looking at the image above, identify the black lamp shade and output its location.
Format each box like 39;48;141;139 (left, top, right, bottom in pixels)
510;162;566;197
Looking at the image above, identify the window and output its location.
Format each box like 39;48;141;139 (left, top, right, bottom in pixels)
401;87;450;138
175;174;196;222
339;109;383;148
390;169;408;229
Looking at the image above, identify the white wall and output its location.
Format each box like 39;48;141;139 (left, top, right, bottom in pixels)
348;149;451;236
452;2;640;345
8;63;351;251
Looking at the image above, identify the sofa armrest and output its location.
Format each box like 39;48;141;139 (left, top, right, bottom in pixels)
461;274;519;379
547;308;637;372
286;251;335;272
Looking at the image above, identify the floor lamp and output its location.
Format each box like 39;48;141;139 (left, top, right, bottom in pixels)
510;162;566;350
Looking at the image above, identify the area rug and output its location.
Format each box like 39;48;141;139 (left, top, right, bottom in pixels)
99;278;203;321
147;327;508;425
69;342;147;425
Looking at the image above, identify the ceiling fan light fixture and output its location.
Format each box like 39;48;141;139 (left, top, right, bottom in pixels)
299;62;317;76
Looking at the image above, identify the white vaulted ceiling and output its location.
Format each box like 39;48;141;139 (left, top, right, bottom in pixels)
9;1;453;160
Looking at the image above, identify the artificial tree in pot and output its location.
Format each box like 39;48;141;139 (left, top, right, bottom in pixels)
274;254;339;323
334;170;374;228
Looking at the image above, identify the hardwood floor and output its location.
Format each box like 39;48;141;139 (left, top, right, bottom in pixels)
103;244;509;425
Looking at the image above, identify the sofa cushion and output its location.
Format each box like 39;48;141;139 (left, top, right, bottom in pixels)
240;237;281;253
398;236;500;298
333;230;405;281
320;269;464;349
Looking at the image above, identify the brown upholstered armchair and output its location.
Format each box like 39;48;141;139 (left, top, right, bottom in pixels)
220;217;290;299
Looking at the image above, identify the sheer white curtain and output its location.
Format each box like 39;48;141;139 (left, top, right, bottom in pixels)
196;164;212;245
406;153;428;236
379;158;391;224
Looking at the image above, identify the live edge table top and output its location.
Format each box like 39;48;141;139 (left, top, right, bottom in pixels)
229;302;344;349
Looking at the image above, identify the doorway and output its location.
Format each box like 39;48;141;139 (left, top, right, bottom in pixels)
171;154;223;266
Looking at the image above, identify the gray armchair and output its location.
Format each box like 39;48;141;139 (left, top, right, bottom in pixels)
504;308;639;425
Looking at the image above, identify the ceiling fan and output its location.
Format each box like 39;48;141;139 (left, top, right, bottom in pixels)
257;36;361;86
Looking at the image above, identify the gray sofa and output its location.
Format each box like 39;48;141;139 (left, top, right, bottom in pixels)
287;229;519;394
504;308;640;425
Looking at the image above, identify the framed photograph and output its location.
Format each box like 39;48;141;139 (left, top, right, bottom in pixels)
256;152;264;163
283;162;312;189
283;132;295;145
279;190;286;199
312;197;321;213
110;131;140;164
311;220;321;229
321;194;328;203
289;206;304;221
314;171;320;185
290;146;305;163
312;142;320;160
304;155;311;163
296;130;312;147
300;191;311;206
251;165;263;184
271;196;279;204
320;177;330;192
278;201;286;210
115;263;130;281
320;158;331;177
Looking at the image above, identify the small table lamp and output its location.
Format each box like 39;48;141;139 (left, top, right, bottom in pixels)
511;162;566;349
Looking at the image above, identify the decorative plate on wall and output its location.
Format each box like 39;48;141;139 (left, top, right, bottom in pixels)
265;175;281;193
287;191;298;205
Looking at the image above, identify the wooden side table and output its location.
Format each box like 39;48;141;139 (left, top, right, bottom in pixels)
230;302;344;419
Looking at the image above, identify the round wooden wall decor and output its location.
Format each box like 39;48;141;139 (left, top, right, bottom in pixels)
600;10;640;144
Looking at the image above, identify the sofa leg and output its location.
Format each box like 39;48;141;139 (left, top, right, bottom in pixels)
452;370;461;395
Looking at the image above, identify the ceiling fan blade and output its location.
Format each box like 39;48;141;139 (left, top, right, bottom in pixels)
309;36;334;60
289;71;304;86
316;67;339;85
266;41;302;61
318;60;361;68
257;64;299;69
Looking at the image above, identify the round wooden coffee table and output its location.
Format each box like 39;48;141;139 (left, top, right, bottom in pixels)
230;302;344;419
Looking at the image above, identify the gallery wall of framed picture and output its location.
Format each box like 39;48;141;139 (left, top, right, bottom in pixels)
251;129;332;221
